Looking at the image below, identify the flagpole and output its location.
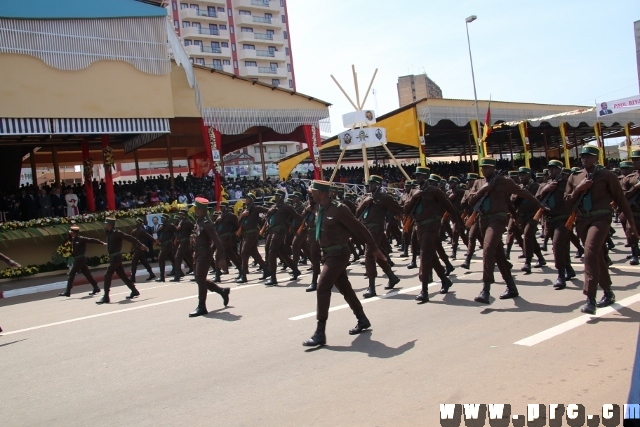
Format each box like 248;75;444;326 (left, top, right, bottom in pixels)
465;15;483;158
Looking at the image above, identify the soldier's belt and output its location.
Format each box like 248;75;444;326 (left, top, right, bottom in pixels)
242;229;258;235
108;252;122;259
321;244;348;255
579;209;612;219
218;233;233;238
480;212;509;220
365;223;380;229
270;225;285;231
546;214;570;223
417;218;438;227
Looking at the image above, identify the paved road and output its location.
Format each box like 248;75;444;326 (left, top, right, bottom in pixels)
1;225;638;426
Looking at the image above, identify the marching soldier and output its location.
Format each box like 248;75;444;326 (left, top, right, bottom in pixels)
515;167;546;274
155;214;177;282
447;176;466;260
399;180;415;258
355;175;402;298
59;225;105;297
214;201;242;282
565;146;637;314
173;209;195;281
404;173;463;302
130;219;157;283
505;171;525;260
535;161;574;289
96;217;147;304
237;194;270;283
302;181;385;347
621;152;640;266
295;190;321;292
460;173;482;269
263;190;302;286
188;197;229;317
467;158;545;304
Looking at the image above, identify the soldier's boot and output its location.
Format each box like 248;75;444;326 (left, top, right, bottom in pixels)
260;266;271;280
235;268;244;281
302;320;326;347
533;253;546;268
216;287;230;307
565;265;576;280
384;271;400;290
444;261;455;276
265;274;278;286
126;285;140;300
156;273;166;282
363;277;377;299
451;246;457;260
605;253;613;267
630;245;639;266
474;283;491;304
606;236;615;251
499;278;519;299
96;288;110;305
348;314;371;335
596;290;615;308
58;284;72;297
213;270;222;283
387;256;395;267
290;267;302;280
236;270;248;284
574;246;584;258
521;259;532;274
580;297;597;315
407;254;418;269
553;268;566;290
415;281;429;303
88;282;101;295
171;270;184;282
460;253;473;270
439;276;453;294
146;270;156;281
505;242;513;260
306;273;318;292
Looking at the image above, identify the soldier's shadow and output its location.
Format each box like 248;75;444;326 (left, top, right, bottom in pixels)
315;332;417;359
0;339;27;348
203;307;242;322
479;297;585;314
117;298;153;304
586;305;640;324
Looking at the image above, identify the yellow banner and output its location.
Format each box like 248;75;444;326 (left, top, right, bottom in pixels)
558;122;570;168
625;123;633;158
470;119;484;175
518;122;531;168
593;122;605;165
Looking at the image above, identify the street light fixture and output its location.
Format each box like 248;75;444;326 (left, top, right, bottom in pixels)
465;15;482;156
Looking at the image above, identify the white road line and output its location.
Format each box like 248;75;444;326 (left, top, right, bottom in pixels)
514;292;640;347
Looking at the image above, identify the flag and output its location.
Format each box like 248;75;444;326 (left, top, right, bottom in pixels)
482;99;492;140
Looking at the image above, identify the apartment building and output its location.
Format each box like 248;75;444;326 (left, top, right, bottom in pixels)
168;0;296;89
397;74;443;107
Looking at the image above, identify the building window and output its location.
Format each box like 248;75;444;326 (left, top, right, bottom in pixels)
172;2;177;10
286;63;291;72
243;44;255;50
289;79;293;88
217;7;225;12
223;59;231;65
182;21;190;27
245;61;257;67
279;145;287;154
272;79;280;86
174;20;179;28
220;24;227;30
230;26;234;34
282;15;286;23
184;39;192;45
285;47;289;56
231;43;236;51
221;42;229;47
239;10;251;15
189;4;199;12
283;30;287;39
280;0;284;6
233;60;238;69
270;62;277;70
195;58;204;65
180;3;188;9
241;27;253;32
254;146;261;154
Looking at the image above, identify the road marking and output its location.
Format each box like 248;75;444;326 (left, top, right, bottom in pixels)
514;292;640;346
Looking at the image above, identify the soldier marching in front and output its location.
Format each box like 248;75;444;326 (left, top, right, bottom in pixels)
155;214;177;282
59;225;105;297
620;151;640;266
173;209;195;282
514;167;546;274
467;158;545;304
130;218;157;283
237;193;270;283
446;176;466;260
213;200;242;282
355;175;402;298
565;146;637;314
460;173;482;270
295;189;321;292
188;197;229;317
302;181;386;347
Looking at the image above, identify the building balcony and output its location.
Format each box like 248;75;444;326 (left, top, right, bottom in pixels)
234;0;280;12
235;14;281;29
179;7;227;23
235;31;284;45
237;48;285;62
239;65;287;79
181;26;230;41
200;63;234;73
185;45;232;58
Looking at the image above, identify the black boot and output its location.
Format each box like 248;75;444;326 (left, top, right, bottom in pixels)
580;297;597;314
533;255;546;268
474;283;491;304
219;287;230;307
499;278;519;299
384;271;400;290
59;286;71;297
96;291;110;304
439;276;453;294
306;273;318;292
156;275;166;282
400;249;408;258
213;270;221;283
415;282;429;303
185;269;194;275
444;262;455;276
348;314;371;335
596;290;615;308
521;261;532;274
126;286;140;299
565;265;576;280
460;253;472;270
235;268;243;281
290;267;302;280
574;247;584;258
554;269;566;290
260;267;271;280
88;285;101;296
363;278;377;298
630;246;639;266
451;247;457;260
171;272;183;282
189;305;208;317
387;257;395;267
236;271;248;284
505;243;513;260
146;272;156;281
518;251;525;259
303;321;326;346
265;276;278;286
407;258;417;269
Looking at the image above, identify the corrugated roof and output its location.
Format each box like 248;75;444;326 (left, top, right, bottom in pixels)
0;0;167;19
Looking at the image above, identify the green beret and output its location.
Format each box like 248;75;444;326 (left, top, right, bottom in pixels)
404;180;415;187
508;171;519;177
274;189;286;197
548;160;563;168
194;197;209;209
311;180;332;192
562;168;572;174
620;161;634;168
535;173;545;178
466;173;479;180
448;176;460;183
479;157;496;167
571;167;581;173
415;166;430;175
135;218;144;224
292;191;302;198
246;193;256;201
632;149;640;158
518;167;532;174
368;175;383;184
429;174;443;182
104;216;116;225
581;146;600;156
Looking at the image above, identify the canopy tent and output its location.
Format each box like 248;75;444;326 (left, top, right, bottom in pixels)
277;98;640;179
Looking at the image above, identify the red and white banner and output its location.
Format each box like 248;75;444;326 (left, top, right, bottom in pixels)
597;95;640;117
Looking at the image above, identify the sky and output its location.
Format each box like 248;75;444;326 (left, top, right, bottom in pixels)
286;0;640;137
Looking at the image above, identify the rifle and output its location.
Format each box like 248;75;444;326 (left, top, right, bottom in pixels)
235;204;247;237
533;174;562;222
402;184;426;232
565;170;596;230
465;175;498;229
442;211;450;221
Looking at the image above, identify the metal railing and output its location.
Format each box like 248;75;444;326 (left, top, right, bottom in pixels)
254;33;273;40
290;179;402;198
256;50;275;57
253;16;272;24
258;67;277;74
201;46;222;54
191;9;218;18
196;28;220;36
251;0;270;6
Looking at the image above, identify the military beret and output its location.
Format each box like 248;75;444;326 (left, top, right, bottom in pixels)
535;173;545;178
292;191;302;198
246;193;256;201
562;168;572;174
620;161;634;168
466;173;479;180
548;160;563;168
479;157;496;167
448;176;460;183
104;216;116;225
311;180;332;192
428;174;443;182
571;167;581;173
404;180;415;187
415;166;430;175
518;167;532;174
508;171;519;177
460;183;468;189
368;175;383;184
135;218;144;224
581;146;600;156
194;197;209;209
274;189;286;197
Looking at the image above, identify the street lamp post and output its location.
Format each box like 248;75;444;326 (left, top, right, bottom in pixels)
465;15;482;156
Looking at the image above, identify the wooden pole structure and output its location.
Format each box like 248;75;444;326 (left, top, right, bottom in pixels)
330;75;358;111
166;135;175;188
30;149;38;188
381;144;411;181
362;144;369;182
352;65;361;109
467;131;475;172
508;131;515;168
359;68;378;109
330;148;347;182
52;146;60;186
259;132;267;181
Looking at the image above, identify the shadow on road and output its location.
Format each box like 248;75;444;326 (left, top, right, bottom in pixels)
0;339;27;348
315;332;417;358
203;307;242;322
479;297;585;314
586;305;640;324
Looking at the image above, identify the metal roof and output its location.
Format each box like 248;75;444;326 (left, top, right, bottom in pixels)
0;0;167;19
